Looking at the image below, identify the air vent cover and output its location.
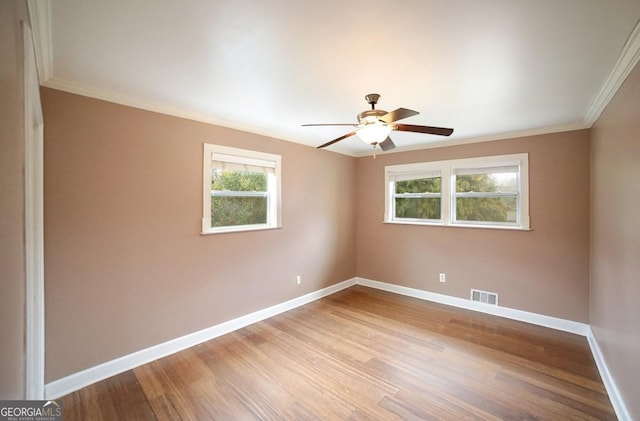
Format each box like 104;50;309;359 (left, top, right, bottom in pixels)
470;289;498;305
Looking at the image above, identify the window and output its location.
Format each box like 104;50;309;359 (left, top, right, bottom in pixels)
389;169;442;222
453;165;519;226
202;144;281;234
385;153;529;230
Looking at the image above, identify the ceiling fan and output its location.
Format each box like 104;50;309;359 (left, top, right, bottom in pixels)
303;93;454;151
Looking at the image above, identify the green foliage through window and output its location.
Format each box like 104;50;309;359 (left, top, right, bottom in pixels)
456;197;516;223
392;173;519;223
394;177;441;220
385;154;528;229
211;170;268;227
455;173;517;223
212;170;266;192
396;178;441;194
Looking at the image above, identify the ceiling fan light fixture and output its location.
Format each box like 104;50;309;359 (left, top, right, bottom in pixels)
356;124;392;145
306;93;454;150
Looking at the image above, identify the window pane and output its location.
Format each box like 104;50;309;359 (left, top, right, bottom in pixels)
456;197;517;223
396;177;441;194
212;170;267;192
211;196;267;227
395;198;441;219
211;169;269;227
456;172;517;193
394;176;441;220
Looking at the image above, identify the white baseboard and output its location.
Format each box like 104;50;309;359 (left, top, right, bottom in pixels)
355;277;590;336
45;276;630;420
44;278;357;399
586;328;631;421
355;277;630;420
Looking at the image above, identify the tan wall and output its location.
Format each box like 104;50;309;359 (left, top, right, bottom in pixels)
591;61;640;418
0;0;28;399
42;88;357;382
356;130;591;322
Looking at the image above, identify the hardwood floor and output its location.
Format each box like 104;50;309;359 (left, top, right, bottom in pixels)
61;286;616;420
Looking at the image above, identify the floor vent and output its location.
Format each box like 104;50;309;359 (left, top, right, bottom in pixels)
470;289;499;305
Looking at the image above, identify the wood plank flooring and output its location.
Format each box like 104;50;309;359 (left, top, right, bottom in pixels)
61;286;616;420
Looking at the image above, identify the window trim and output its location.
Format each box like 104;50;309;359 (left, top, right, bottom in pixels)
202;143;282;235
385;153;530;230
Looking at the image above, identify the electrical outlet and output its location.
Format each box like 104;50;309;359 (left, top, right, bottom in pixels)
439;273;446;283
296;275;302;285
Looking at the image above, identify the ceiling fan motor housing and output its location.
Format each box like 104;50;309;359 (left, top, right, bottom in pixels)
360;93;387;125
357;109;387;125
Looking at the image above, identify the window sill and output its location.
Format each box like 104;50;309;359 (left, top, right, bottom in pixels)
201;225;281;235
383;220;532;231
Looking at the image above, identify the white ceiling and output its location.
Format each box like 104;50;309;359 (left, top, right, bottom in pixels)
36;0;640;156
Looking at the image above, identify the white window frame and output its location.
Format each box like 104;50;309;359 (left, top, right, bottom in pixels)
385;153;530;230
387;165;444;224
202;144;281;234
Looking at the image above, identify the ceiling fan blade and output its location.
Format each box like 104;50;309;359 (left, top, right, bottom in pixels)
378;137;396;151
379;108;419;124
395;124;454;136
302;123;356;127
317;131;357;149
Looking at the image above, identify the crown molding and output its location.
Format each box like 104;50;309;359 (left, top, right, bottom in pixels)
585;19;640;126
26;0;52;84
352;122;590;157
42;78;319;149
44;77;591;158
